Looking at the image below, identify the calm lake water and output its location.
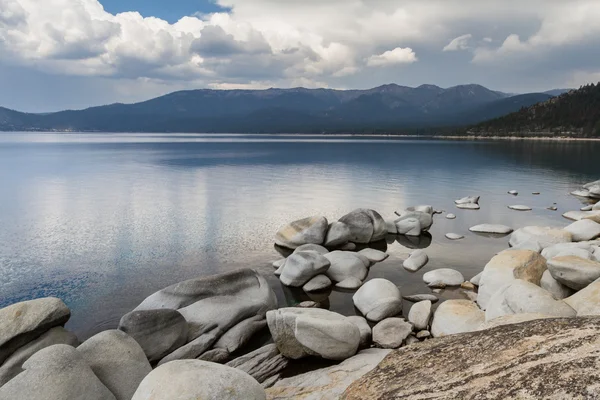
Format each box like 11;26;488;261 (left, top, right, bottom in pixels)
0;133;599;338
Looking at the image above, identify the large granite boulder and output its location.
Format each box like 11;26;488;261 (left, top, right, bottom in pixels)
547;255;600;290
323;251;368;283
275;216;328;249
485;280;576;321
477;313;552;330
0;327;78;387
0;297;71;365
118;309;187;363
564;279;600;316
477;249;547;310
564;219;600;242
394;210;433;236
338;209;387;243
226;344;288;386
343;317;600;400
541;241;599;260
352;279;403;322
540;270;574;300
0;344;116;400
324;222;352;247
133;269;277;363
266;308;360;360
267;349;390;400
509;226;572;249
131;360;266;400
430;300;484;337
78;330;151;400
279;251;330;287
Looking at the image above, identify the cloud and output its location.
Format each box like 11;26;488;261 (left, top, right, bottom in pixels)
443;34;472;51
366;47;417;67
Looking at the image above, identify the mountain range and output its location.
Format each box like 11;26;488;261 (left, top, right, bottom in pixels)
0;84;570;133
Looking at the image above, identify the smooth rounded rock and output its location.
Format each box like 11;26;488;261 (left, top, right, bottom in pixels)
456;203;480;210
385;219;397;234
353;279;402;322
547;255;600;290
508;190;518;195
455;196;479;205
445;233;464;240
324;251;368;283
358;248;389;263
302;274;332;292
430;300;484;337
372;318;412;349
408;301;432;331
469;224;513;235
275;216;328;249
423;269;464;287
403;250;428;272
564;279;600;316
280;251;331;287
347;316;372;348
339;209;387;243
293;244;329;255
510;226;572;249
563;210;600;222
446;213;456;219
336;277;363;290
324;222;352;247
540;270;575;300
470;272;482;286
402;294;438;303
564;219;600;242
508;205;532;211
395;217;422;236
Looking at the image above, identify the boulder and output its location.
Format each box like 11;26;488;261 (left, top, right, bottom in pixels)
406;205;434;215
395;210;433;233
564;219;600;242
279;251;330;287
485;280;576;321
508;205;532;211
564;279;600;316
272;259;286;269
338;209;387;243
197;348;229;363
78;330;151;400
352;279;403;322
275;216;328;249
343;318;600;400
347;316;371;348
118;309;188;363
403;294;438;303
445;233;464;240
454;196;479;205
336;277;363;290
547;255;600;290
226;344;288;385
423;269;464;287
302;274;332;292
267;349;390;400
324;222;352;247
563;210;600;222
594;202;600;211
293;244;329;255
470;272;482;286
133;269;277;363
131;360;266;400
416;330;431;339
394;217;421;236
430;300;484;337
408;300;432;331
0;327;78;387
540;270;575;300
266;308;360;360
323;251;368;283
541;241;599;259
509;226;572;249
358;248;389;263
477;249;547;310
402;250;428;272
478;313;551;330
0;344;116;400
385;219;397;234
372;318;412;349
469;224;513;234
511;240;543;252
0;297;71;365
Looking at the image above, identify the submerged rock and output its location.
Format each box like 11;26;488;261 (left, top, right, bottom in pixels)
353;279;402;322
338;209;387;244
456;203;480;210
275;216;328;249
445;233;464;240
469;224;513;235
403;250;428;272
446;213;456;219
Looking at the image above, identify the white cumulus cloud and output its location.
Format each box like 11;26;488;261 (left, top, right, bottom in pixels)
366;47;417;67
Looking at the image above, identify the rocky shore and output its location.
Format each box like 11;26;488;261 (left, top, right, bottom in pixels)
1;179;600;399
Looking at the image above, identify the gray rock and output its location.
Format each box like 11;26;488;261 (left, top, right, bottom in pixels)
323;251;368;283
572;189;592;198
353;279;403;322
324;222;352;247
297;301;320;308
131;360;266;400
0;327;78;387
272;259;286;269
406;205;434;215
302;274;332;292
293;243;329;255
446;213;456;219
402;294;438;303
540;270;574;300
336;277;363;289
508;205;532;211
78;330;151;400
395;210;433;233
547;255;600;290
0;344;116;400
511;240;543;252
470;272;482;286
445;233;464;240
478;313;552;330
372;318;413;349
403;250;428;272
197;348;229;363
266;349;390;400
340;242;357;251
563;210;600;221
0;297;71;365
274;264;284;276
212;314;268;354
508;190;518;195
416;330;431;339
280;251;331;287
339;209;387;243
548;205;558;211
469;224;513;234
455;196;479;205
430;300;485;337
509;226;572;249
594;202;600;211
564;279;600;316
485;280;576;321
456;203;480;210
408;300;432;331
275;216;328;249
118;309;188;363
347;316;371;348
581;205;594;211
541;241;599;259
385;219;397;234
423;269;464;287
226;344;288;384
267;308;360;360
358;248;389;263
564;219;600;242
395;217;422;236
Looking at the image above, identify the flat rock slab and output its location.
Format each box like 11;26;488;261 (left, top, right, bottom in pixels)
445;233;464;240
402;294;438;303
456;203;480;210
508;205;532;211
469;224;513;235
343;317;600;400
446;214;456;219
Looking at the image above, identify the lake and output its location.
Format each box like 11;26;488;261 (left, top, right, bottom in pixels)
0;133;598;339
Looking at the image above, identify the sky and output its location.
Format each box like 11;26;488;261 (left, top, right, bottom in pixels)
1;0;600;112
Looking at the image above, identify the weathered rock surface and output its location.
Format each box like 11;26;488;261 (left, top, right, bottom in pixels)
347;316;371;348
372;318;412;349
78;330;151;400
455;196;479;205
403;250;428;272
324;222;352;247
394;210;433;236
564;279;600;316
353;279;402;322
395;217;422;236
469;224;513;235
477;249;547;310
339;209;387;243
430;300;484;337
227;344;288;385
293;244;329;255
485;280;576;321
323;251;368;283
267;349;390;400
564;219;600;242
279;251;330;287
267;308;359;360
408;300;432;331
477;313;552;330
509;226;572;249
275;216;328;249
0;297;71;365
118;309;188;363
131;359;266;400
343;317;600;400
423;269;464;287
541;241;600;259
540;269;575;300
0;327;78;387
302;274;332;292
336;277;363;289
0;344;116;400
547;255;600;290
358;248;389;263
403;294;438;303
